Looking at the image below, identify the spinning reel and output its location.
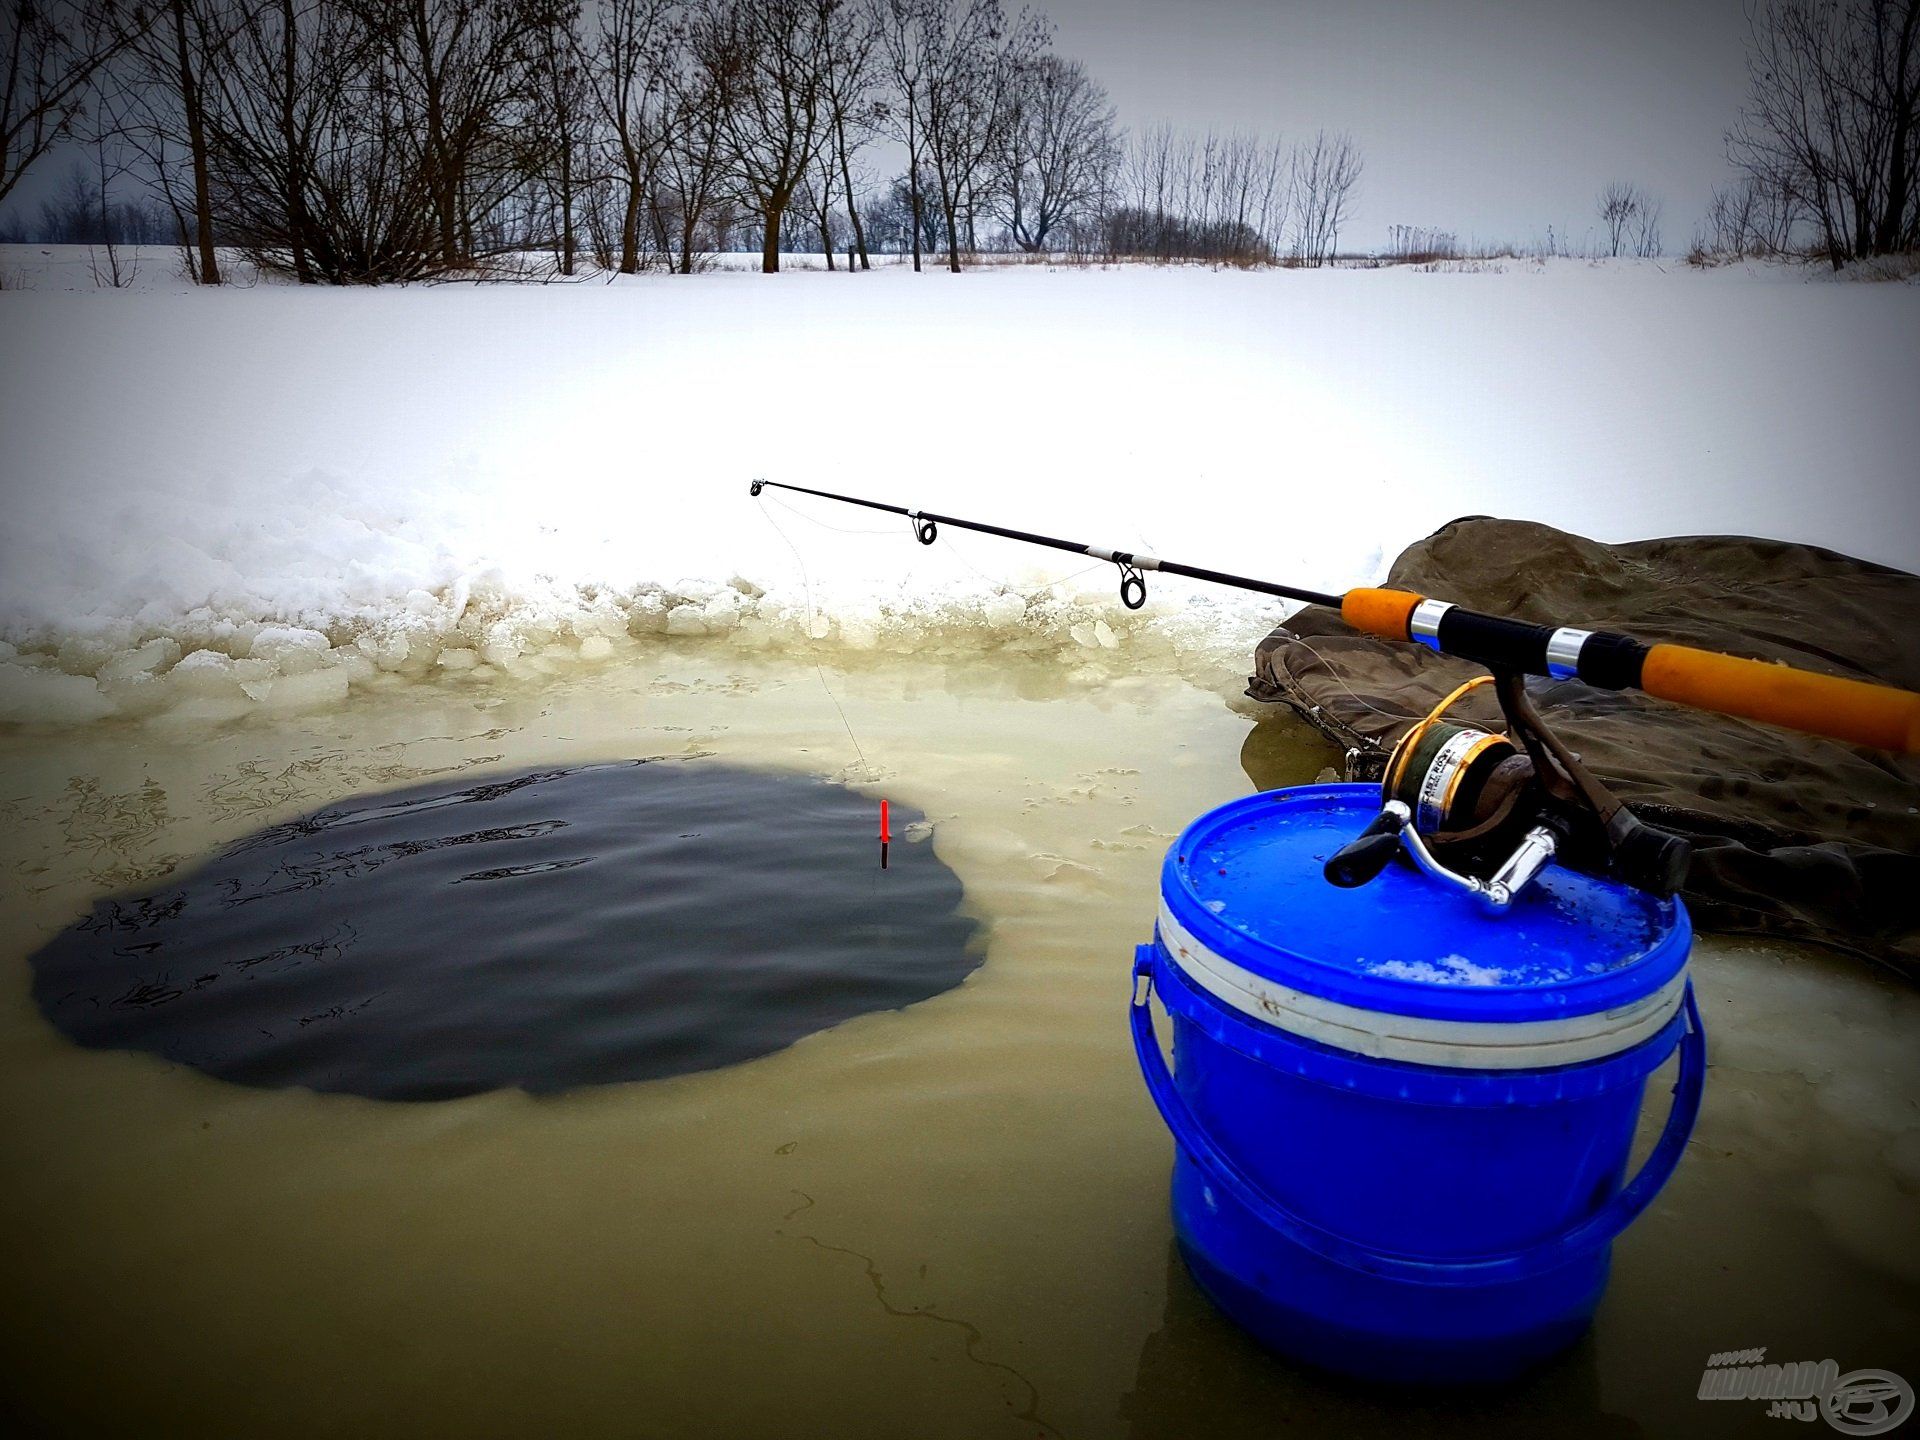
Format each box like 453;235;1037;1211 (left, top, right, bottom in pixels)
1324;671;1692;909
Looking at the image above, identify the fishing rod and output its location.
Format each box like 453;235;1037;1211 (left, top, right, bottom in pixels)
749;478;1920;756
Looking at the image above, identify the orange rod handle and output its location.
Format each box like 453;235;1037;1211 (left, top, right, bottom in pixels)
1341;587;1423;641
1642;644;1920;754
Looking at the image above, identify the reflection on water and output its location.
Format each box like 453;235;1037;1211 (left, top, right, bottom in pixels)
31;760;977;1101
1120;1241;1639;1439
0;647;1913;1439
1239;717;1344;793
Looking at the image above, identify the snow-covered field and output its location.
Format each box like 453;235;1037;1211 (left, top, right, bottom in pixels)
1;245;1916;725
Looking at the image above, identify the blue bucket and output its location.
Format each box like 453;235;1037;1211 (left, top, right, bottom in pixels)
1131;784;1705;1385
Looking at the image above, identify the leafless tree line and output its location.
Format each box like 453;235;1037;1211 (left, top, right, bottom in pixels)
1707;0;1918;265
1384;223;1456;262
1107;123;1361;266
4;0;1377;280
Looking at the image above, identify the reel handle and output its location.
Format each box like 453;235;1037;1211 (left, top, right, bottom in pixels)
1324;805;1408;888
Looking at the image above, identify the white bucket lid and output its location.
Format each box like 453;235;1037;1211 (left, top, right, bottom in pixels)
1157;899;1689;1071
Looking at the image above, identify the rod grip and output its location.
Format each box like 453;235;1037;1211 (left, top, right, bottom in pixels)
1341;587;1423;641
1641;644;1920;753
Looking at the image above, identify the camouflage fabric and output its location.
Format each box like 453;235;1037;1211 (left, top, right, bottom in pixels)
1246;518;1920;974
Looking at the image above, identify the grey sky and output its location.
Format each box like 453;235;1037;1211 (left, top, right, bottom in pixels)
1044;0;1754;250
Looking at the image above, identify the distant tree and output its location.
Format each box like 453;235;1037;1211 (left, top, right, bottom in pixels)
31;151;169;246
873;0;932;270
1631;191;1662;256
82;129;136;282
1597;180;1664;257
1119;122;1178;259
1210;130;1288;258
530;3;589;275
657;29;729;273
993;53;1114;252
1290;128;1360;266
1386;223;1458;262
1729;0;1919;268
590;0;675;274
817;0;879;269
1598;180;1648;256
1694;173;1800;258
860;169;942;253
916;0;1045;271
794;164;846;262
1106;123;1288;264
697;0;836;272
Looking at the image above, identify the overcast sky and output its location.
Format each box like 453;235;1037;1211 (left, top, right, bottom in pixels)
1045;0;1755;250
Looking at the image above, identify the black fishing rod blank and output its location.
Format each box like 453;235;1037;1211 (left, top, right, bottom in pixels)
749;479;1343;612
749;479;1920;754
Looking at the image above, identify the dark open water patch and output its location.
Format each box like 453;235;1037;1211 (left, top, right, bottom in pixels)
31;761;980;1101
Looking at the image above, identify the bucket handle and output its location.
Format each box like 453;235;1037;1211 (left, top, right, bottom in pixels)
1130;945;1706;1288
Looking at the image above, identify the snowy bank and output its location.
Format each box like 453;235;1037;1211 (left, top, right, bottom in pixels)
0;249;1915;725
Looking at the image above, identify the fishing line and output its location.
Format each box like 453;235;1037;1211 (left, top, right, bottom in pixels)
778;483;1109;605
765;493;899;536
755;502;876;783
1281;631;1441;727
938;531;1107;594
772;486;1538;725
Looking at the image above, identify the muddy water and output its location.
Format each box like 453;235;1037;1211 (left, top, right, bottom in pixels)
0;647;1914;1439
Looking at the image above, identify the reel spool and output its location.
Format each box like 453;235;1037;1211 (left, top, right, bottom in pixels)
1384;720;1531;854
1325;672;1692;910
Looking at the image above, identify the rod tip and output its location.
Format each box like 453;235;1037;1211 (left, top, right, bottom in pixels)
749;480;764;496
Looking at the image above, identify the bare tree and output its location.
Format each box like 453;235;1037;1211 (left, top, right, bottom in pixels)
1631;191;1663;257
182;0;453;283
1;0;137;208
1290;128;1360;267
1121;121;1179;259
994;52;1113;252
1729;0;1919;267
697;0;833;272
31;151;169;243
873;0;930;270
657;30;728;273
186;0;328;283
1597;179;1651;256
590;0;674;274
796;160;842;263
119;0;225;284
530;2;589;275
818;0;879;268
917;0;1044;271
1694;173;1800;258
83;125;134;282
345;0;554;269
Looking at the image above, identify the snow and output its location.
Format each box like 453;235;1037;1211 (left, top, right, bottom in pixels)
1;246;1916;725
1372;954;1513;986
